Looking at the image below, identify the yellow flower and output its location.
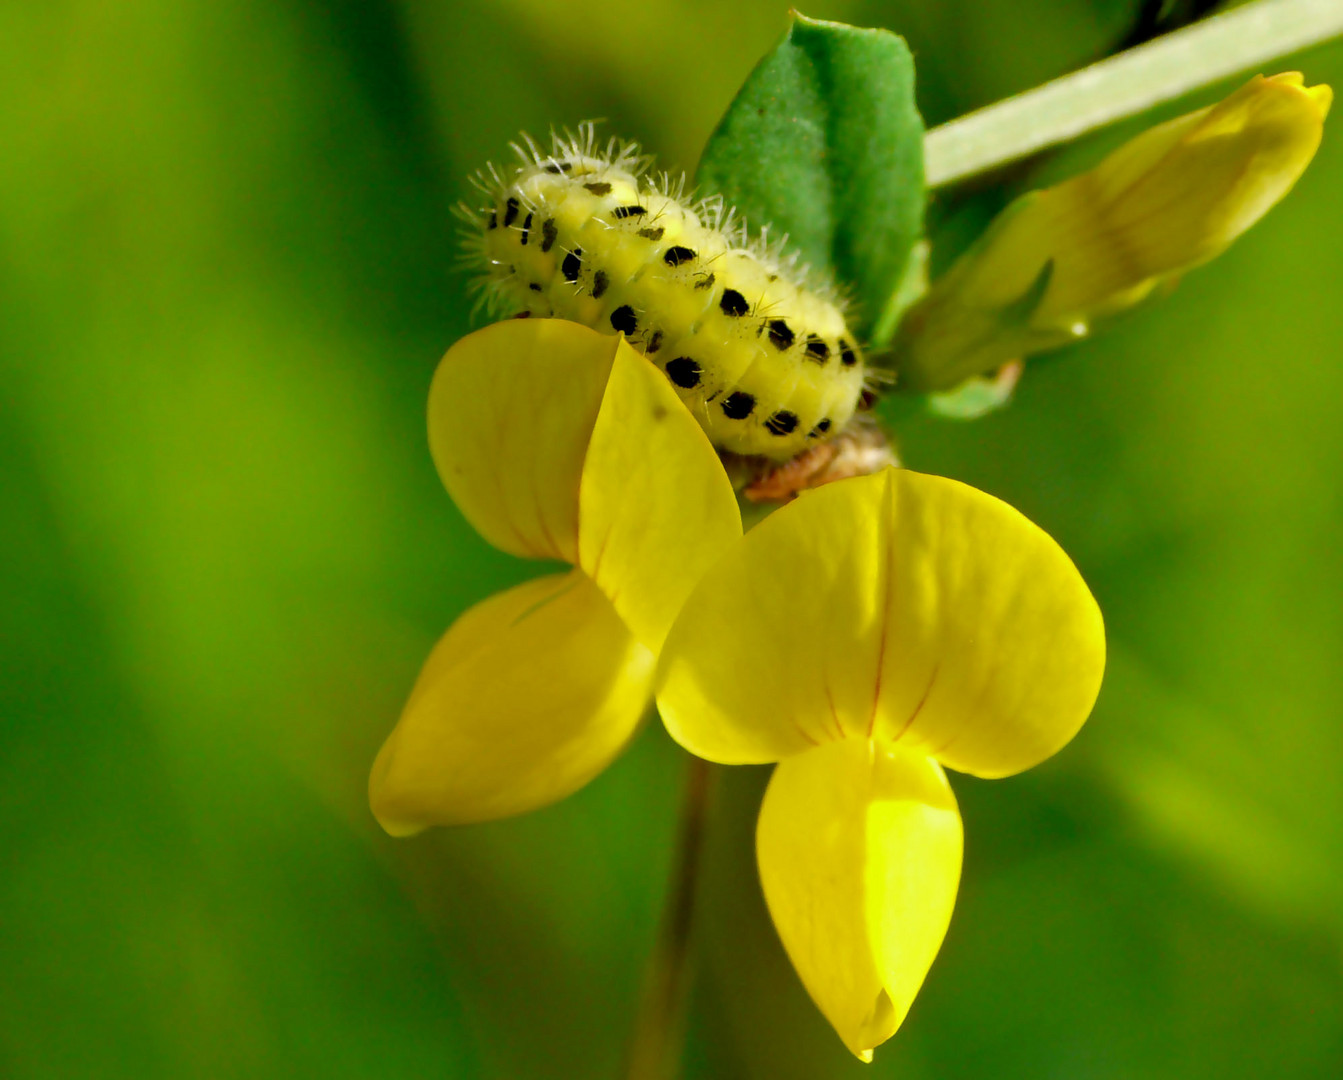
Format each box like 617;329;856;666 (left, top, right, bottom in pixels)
896;72;1332;392
656;469;1106;1059
370;317;1104;1063
368;318;741;834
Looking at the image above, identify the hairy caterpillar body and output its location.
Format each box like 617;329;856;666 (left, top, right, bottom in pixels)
461;125;867;461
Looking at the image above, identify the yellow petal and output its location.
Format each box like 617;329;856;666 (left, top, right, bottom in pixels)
657;469;1105;776
428;319;618;562
896;72;1331;391
369;571;654;833
1039;72;1330;312
577;343;742;651
757;739;962;1061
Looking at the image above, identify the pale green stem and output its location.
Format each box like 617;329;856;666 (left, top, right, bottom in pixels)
623;755;716;1080
925;0;1343;190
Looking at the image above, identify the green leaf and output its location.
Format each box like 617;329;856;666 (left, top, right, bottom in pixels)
694;12;925;342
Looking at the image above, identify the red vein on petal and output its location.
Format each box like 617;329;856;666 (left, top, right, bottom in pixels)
867;479;896;739
892;663;940;743
928;729;961;759
585;519;614;584
824;681;846;742
792;720;821;747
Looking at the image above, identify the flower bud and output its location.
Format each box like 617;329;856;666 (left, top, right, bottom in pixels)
894;73;1332;392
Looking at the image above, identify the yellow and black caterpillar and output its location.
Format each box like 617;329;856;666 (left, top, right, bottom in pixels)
462;124;867;460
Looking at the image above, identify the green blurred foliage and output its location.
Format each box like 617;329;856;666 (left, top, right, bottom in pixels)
2;1;1340;1077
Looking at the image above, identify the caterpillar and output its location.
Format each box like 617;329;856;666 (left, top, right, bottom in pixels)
460;124;869;461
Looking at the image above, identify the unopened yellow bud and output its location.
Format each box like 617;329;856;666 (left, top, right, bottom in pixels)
895;73;1332;392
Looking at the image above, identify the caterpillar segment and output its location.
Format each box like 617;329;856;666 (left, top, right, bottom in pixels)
462;125;870;462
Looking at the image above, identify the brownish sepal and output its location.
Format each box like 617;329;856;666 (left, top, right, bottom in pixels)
741;421;899;503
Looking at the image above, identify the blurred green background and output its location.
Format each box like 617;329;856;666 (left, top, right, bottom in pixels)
4;1;1341;1076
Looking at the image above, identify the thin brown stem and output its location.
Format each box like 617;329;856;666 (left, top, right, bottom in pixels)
623;754;717;1080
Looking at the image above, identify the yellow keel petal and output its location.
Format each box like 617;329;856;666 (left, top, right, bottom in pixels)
578;342;741;651
757;740;962;1061
370;571;654;832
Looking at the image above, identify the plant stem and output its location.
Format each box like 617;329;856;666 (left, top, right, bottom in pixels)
623;755;716;1080
924;0;1343;189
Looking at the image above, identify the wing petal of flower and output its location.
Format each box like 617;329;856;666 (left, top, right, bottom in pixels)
578;344;742;652
428;319;617;563
370;571;654;833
